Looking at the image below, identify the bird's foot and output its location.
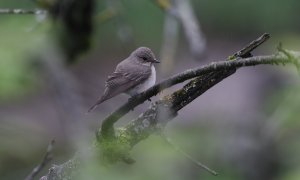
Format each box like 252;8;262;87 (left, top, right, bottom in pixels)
128;97;134;102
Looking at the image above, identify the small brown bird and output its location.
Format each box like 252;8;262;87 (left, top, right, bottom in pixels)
88;47;160;112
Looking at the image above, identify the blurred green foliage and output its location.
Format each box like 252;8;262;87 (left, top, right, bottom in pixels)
194;0;300;36
79;126;243;180
0;0;299;101
0;16;48;101
0;118;47;179
0;0;300;179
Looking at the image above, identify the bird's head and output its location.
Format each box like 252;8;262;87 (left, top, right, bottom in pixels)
131;47;160;64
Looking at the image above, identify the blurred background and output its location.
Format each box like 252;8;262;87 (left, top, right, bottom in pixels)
0;0;300;179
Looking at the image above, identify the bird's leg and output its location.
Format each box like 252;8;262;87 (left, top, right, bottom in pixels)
128;96;136;111
128;96;134;102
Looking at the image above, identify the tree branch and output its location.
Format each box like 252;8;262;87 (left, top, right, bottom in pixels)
39;156;80;180
0;9;47;15
113;69;236;148
42;34;300;179
160;134;218;176
25;140;55;180
230;33;270;59
151;0;206;57
100;33;285;138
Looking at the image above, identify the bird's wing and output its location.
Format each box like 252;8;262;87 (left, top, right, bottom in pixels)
103;62;151;99
88;61;151;112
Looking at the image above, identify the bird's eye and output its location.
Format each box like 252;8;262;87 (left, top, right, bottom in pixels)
142;57;147;60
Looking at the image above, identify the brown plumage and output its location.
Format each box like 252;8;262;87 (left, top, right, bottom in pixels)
88;47;159;112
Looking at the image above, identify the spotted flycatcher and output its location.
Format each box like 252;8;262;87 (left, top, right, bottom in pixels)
88;47;159;112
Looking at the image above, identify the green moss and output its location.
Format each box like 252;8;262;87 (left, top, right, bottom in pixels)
94;128;134;164
117;127;134;146
227;55;237;61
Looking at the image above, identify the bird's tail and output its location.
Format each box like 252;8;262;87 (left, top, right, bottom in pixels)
87;98;104;113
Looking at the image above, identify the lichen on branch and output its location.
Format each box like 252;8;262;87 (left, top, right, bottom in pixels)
41;34;300;179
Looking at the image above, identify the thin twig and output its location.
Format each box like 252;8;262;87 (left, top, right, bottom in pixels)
100;33;272;138
160;134;218;176
25;139;55;180
230;33;270;59
0;9;47;15
277;43;300;74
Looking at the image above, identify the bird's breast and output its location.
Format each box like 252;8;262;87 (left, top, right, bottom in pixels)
126;65;156;96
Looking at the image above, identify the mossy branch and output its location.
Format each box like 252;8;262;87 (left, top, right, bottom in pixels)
100;33;291;139
41;34;300;179
110;69;236;148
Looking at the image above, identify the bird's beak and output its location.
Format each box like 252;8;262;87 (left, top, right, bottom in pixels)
153;59;160;63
